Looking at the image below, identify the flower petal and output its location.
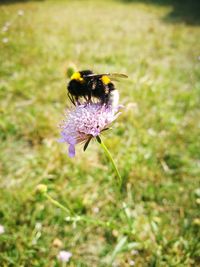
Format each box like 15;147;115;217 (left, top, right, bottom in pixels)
68;144;75;158
59;102;122;157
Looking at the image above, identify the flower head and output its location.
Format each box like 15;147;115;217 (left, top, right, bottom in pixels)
36;184;47;194
57;250;72;263
59;103;121;157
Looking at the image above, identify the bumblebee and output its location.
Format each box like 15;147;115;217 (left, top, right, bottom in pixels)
67;70;127;105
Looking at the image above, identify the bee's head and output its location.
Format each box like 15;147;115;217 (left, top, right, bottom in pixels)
70;72;84;83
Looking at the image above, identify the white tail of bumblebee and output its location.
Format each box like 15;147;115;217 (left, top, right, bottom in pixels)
109;90;119;108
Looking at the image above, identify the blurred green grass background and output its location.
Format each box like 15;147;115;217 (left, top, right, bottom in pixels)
0;0;200;266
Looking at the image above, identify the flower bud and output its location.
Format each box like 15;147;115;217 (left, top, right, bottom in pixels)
36;184;47;194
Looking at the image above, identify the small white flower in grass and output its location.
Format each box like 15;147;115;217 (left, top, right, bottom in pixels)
0;225;5;234
129;260;135;266
131;249;138;255
59;103;122;157
18;10;24;16
2;26;8;32
93;206;99;214
57;250;72;262
5;22;11;27
2;38;8;43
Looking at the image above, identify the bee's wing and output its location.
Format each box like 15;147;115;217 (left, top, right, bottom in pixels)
108;73;128;78
85;73;128;79
108;77;120;82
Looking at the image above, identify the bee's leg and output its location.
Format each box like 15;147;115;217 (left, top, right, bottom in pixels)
75;96;81;105
83;95;88;102
99;97;105;106
67;92;75;106
82;95;89;107
88;92;92;103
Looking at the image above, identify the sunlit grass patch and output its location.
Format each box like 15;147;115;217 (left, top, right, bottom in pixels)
0;0;200;266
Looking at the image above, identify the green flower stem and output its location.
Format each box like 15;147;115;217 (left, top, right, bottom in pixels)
44;192;117;230
44;193;73;215
66;214;116;230
96;136;122;187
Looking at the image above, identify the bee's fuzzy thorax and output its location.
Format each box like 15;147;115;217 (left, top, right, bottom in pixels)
70;72;84;83
101;75;111;85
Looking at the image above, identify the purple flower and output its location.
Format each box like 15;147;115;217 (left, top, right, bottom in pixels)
59;103;121;157
57;250;72;262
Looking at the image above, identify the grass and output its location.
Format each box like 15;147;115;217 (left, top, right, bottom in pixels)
0;0;200;266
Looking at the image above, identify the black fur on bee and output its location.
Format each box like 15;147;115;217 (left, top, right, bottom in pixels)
67;70;127;105
67;70;94;105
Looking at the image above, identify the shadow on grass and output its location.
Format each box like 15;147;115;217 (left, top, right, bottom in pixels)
119;0;200;25
0;0;44;5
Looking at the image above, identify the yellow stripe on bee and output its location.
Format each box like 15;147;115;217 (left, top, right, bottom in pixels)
101;75;111;85
71;72;84;83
